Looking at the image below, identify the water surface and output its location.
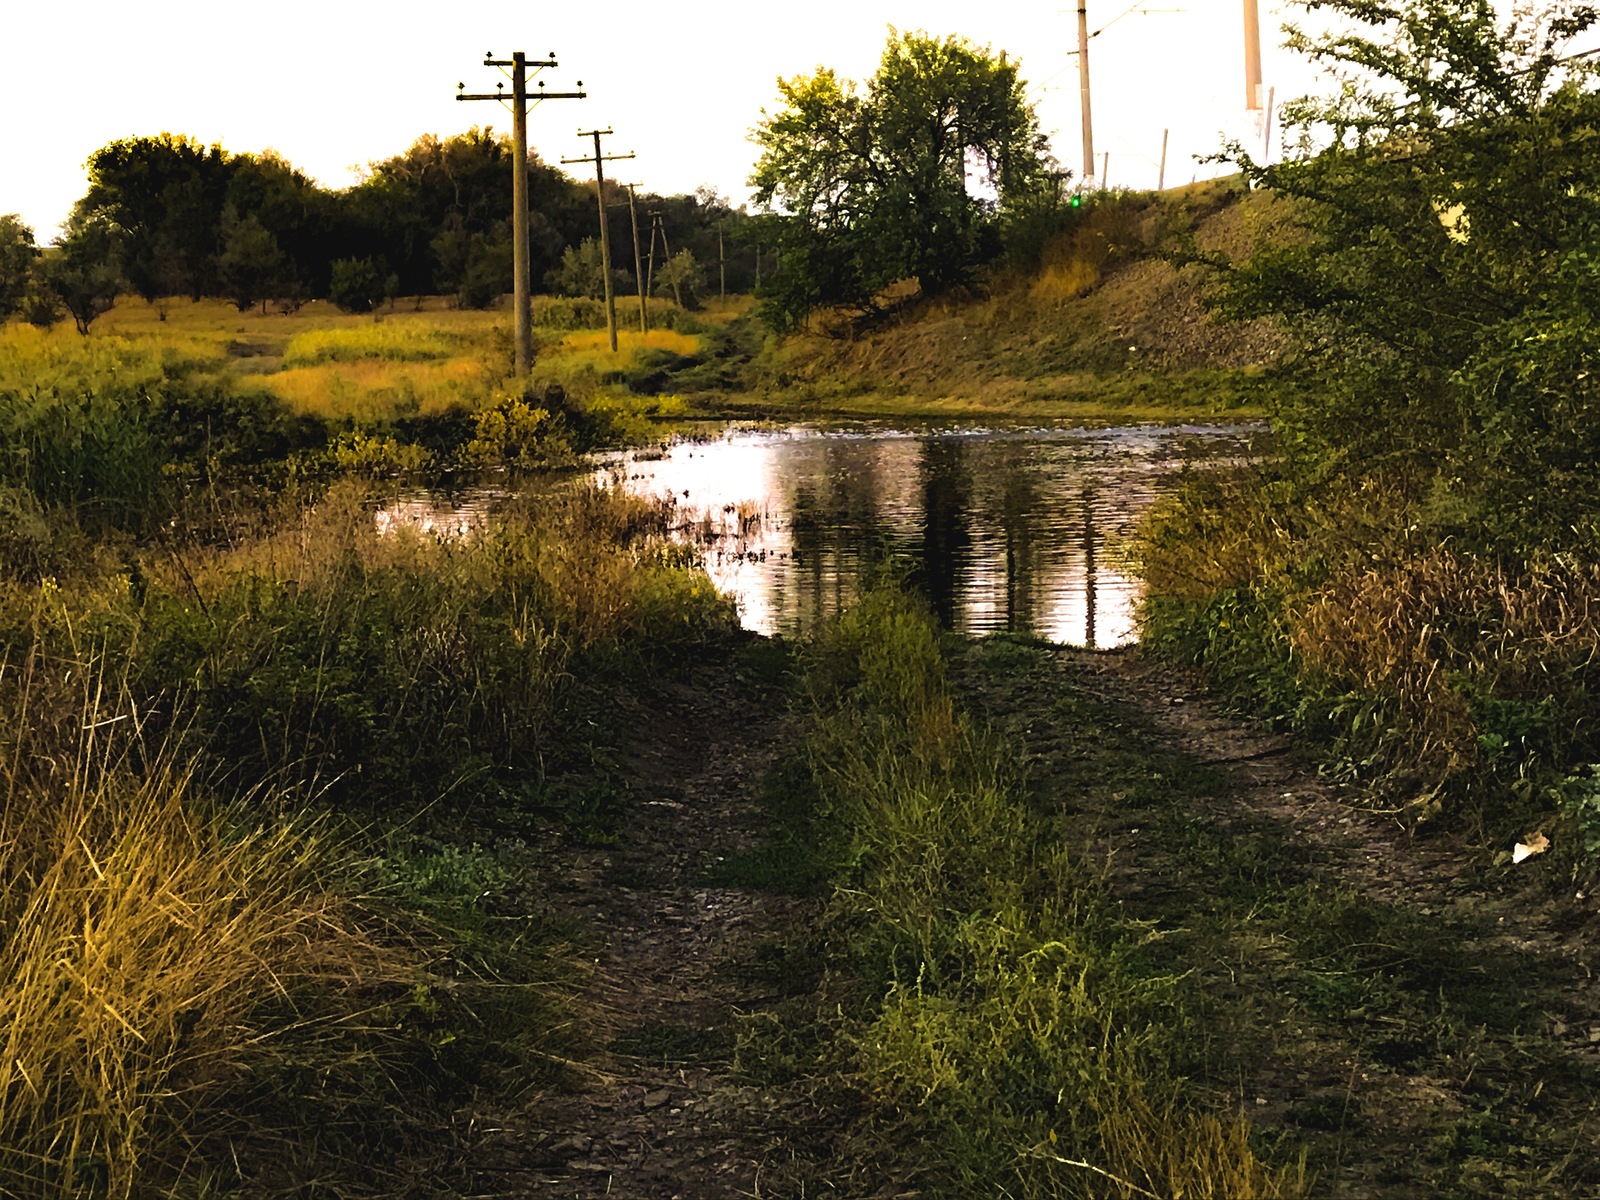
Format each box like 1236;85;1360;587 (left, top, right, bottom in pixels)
598;423;1261;648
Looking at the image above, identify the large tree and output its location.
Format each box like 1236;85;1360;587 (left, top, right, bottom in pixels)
1215;0;1600;552
751;29;1050;329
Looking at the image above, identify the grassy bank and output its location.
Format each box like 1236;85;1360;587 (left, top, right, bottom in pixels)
0;476;737;1196
689;180;1298;424
733;584;1303;1197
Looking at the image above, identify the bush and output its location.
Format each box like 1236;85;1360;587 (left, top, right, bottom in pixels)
328;257;388;314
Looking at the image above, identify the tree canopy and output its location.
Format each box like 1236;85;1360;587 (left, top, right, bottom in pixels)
1215;0;1600;553
751;30;1051;329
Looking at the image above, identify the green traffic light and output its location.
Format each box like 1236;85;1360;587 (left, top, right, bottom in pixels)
1069;195;1082;208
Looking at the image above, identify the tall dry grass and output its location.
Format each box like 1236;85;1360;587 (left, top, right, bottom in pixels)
0;653;400;1198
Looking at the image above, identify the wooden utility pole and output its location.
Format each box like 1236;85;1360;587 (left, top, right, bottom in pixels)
1243;0;1264;109
458;51;584;378
1077;2;1096;185
562;129;634;352
718;222;726;301
645;212;659;301
1158;127;1169;190
1101;151;1109;188
646;212;683;308
625;184;648;333
754;242;761;290
657;216;682;307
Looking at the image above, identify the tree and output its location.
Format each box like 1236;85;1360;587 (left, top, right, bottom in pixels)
45;216;122;334
217;211;286;312
653;249;704;308
328;257;388;313
751;29;1050;328
1214;0;1600;552
75;133;234;301
549;238;630;300
0;215;38;318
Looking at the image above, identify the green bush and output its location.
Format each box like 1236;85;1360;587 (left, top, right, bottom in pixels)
328;257;388;314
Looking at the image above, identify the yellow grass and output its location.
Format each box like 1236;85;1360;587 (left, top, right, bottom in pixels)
558;328;699;357
261;358;489;419
0;667;397;1197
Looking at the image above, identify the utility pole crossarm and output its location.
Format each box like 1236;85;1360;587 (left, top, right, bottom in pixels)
456;48;585;379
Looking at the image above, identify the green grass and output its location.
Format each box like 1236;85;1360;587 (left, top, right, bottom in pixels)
734;584;1303;1199
950;634;1600;1197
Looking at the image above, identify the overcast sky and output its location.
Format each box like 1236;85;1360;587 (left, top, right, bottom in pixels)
4;1;1336;240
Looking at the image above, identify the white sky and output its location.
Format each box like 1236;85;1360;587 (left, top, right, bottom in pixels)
3;1;1332;240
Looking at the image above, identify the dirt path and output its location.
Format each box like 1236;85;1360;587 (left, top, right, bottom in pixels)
951;638;1600;1197
461;642;806;1199
445;631;1600;1197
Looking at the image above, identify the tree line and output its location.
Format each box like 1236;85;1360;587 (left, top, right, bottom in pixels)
0;129;758;329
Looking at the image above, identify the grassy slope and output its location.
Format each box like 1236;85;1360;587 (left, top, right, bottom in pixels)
699;179;1300;424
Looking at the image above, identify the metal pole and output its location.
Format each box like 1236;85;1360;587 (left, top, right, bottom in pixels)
1077;2;1095;184
1158;127;1169;190
1244;0;1263;109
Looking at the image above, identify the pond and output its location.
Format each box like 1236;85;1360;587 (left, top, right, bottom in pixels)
596;422;1263;648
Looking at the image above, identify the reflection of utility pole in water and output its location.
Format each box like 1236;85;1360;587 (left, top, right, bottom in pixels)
1083;486;1098;650
918;439;971;628
1000;457;1037;635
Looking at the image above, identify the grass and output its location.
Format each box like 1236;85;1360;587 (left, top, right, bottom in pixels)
1134;467;1600;842
0;476;740;1195
948;634;1600;1196
736;583;1303;1198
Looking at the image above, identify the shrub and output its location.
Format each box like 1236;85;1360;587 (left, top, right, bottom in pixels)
328;257;388;314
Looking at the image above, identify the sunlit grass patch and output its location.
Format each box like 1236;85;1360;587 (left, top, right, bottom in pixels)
558;328;700;357
0;668;401;1197
262;358;490;419
282;323;463;366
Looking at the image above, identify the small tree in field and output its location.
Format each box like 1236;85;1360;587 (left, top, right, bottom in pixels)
46;216;122;335
217;212;286;313
328;257;388;313
0;214;38;318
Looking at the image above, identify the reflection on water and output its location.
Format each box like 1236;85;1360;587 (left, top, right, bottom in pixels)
372;486;503;539
599;423;1262;648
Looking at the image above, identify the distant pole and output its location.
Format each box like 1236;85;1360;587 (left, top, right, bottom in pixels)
458;51;585;377
1158;127;1169;190
562;129;634;353
1263;85;1276;161
626;184;647;333
718;222;726;300
646;212;660;300
1077;2;1096;184
1244;0;1263;109
1101;151;1109;188
656;214;682;307
754;241;761;290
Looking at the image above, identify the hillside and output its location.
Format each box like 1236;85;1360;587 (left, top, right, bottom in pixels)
711;178;1301;423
